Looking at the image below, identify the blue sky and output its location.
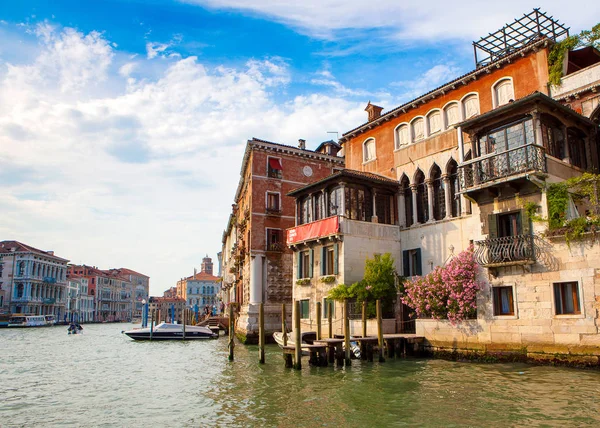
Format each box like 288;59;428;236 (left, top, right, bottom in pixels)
1;1;598;295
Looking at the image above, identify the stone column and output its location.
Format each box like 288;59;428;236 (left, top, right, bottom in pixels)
426;179;434;222
532;110;544;147
339;183;346;216
398;189;406;227
442;174;452;219
457;126;465;163
322;189;328;218
371;191;378;223
410;184;419;224
562;125;570;162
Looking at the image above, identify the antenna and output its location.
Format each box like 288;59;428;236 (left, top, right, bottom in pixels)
327;131;339;141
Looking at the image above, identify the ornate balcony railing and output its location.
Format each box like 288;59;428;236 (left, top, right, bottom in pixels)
474;234;540;267
459;144;546;190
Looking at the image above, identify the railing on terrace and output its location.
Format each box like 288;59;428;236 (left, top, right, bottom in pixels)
459;144;546;190
474;234;544;267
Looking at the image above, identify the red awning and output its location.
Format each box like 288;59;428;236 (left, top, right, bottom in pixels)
269;157;282;170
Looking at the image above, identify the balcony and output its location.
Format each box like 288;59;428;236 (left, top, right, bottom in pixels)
459;144;546;197
550;62;600;100
287;215;399;246
43;277;57;284
474;234;539;267
265;207;282;216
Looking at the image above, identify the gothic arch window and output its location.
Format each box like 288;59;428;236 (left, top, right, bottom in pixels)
431;164;445;221
18;261;25;276
462;94;479;119
401;175;413;227
492;78;514;108
427;110;442;135
444;102;460;128
411;117;425;142
395;123;410;149
447;159;461;218
363;138;376;162
414;169;428;223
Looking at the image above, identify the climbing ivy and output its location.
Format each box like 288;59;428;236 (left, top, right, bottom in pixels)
547;183;569;230
548;22;600;86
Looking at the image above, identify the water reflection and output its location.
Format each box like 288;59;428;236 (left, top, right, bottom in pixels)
1;325;600;427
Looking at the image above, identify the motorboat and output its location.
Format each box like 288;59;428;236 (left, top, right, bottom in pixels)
123;322;218;341
68;323;83;334
8;314;48;327
45;315;56;326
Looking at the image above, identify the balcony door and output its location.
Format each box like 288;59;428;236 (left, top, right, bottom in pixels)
497;212;521;238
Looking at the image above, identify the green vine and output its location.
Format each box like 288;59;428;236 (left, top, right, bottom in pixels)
320;275;336;284
296;278;311;286
548;22;600;86
547;183;569;230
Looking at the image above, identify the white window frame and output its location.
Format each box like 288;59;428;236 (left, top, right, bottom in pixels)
442;101;461;129
394;123;410;150
491;283;518;319
426;109;443;136
461;92;480;120
551;280;585;319
410;116;426;142
363;138;376;163
491;77;515;108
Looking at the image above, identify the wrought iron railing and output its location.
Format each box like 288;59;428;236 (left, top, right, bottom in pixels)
474;234;541;266
459;144;546;189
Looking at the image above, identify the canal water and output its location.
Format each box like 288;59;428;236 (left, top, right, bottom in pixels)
1;324;600;427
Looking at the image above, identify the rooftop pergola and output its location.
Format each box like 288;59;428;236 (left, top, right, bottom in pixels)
473;9;569;68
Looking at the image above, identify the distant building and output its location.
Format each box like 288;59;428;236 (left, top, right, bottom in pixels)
148;296;186;323
176;256;220;311
0;240;69;318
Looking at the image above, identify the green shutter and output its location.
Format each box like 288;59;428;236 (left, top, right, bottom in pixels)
488;214;498;238
403;250;409;277
415;248;422;276
521;209;531;236
321;247;326;276
297;252;302;279
333;244;339;275
309;249;314;278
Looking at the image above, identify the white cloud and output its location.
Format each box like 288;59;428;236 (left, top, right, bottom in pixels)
391;63;462;102
0;25;363;295
184;1;600;42
146;42;170;59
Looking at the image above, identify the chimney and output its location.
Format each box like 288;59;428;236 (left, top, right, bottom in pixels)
298;139;306;150
47;251;54;255
365;101;384;122
194;268;197;277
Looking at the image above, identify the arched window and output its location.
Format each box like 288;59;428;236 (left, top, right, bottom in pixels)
415;170;428;223
18;261;25;276
462;94;479;119
493;78;514;107
396;124;410;149
447;159;461;218
444;102;460;128
202;286;206;294
431;164;445;221
401;175;413;227
411;118;425;142
363;138;376;162
427;111;442;135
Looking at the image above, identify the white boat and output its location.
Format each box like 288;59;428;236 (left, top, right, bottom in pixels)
273;331;360;358
123;322;218;341
8;314;48;327
44;315;56;326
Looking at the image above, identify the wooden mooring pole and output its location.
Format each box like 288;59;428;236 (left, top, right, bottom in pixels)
361;300;367;360
377;299;385;363
316;301;322;340
259;303;265;364
294;300;301;370
183;309;186;340
344;299;351;366
282;303;288;346
328;301;332;339
228;304;235;361
150;309;154;341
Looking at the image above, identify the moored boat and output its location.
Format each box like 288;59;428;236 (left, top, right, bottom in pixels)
44;315;56;326
8;314;48;327
123;322;218;341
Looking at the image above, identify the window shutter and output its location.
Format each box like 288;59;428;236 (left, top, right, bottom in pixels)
333;244;339;275
297;252;302;279
521;209;531;236
488;214;498;238
309;249;314;278
321;247;326;276
415;248;422;276
403;250;409;277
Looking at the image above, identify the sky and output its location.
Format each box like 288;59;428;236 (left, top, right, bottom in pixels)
1;1;598;295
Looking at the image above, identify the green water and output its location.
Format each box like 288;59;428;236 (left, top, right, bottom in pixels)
1;323;599;427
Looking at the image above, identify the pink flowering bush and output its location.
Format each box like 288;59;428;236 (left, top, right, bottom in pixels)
401;246;480;324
